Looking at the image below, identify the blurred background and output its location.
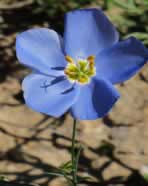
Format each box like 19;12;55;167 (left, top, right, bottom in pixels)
0;0;148;185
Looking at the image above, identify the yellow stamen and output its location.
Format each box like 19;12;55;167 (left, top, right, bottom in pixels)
87;55;95;62
65;55;74;63
78;75;89;84
89;60;95;66
64;69;76;75
64;55;96;85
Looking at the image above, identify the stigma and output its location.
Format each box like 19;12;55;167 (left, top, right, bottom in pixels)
64;55;96;85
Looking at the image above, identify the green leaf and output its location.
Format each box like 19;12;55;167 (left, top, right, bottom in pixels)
46;172;64;177
0;176;8;181
60;161;72;170
112;0;142;13
59;161;73;174
143;174;148;182
125;32;148;40
77;175;93;182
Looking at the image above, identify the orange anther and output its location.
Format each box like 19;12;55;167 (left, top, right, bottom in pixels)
65;55;74;63
87;55;95;62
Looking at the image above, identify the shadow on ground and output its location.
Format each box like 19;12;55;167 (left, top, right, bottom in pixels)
0;1;148;186
0;116;148;186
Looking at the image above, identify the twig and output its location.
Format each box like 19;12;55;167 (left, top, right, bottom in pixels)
0;0;33;10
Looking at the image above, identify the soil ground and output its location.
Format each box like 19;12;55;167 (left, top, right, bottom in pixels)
0;1;148;186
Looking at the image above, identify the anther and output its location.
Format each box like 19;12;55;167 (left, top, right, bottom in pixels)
64;69;73;76
64;69;76;75
65;55;74;63
87;55;95;63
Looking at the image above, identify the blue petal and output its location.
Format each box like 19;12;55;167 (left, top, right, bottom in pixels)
70;79;120;120
96;37;148;84
16;28;66;76
22;73;79;117
64;8;119;59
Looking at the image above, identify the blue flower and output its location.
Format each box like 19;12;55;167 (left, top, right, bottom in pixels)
16;8;148;120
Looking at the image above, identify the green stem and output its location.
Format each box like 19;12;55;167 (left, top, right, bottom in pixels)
75;145;83;174
71;119;77;186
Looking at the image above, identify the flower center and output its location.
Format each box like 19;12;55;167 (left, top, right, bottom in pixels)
64;55;96;85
